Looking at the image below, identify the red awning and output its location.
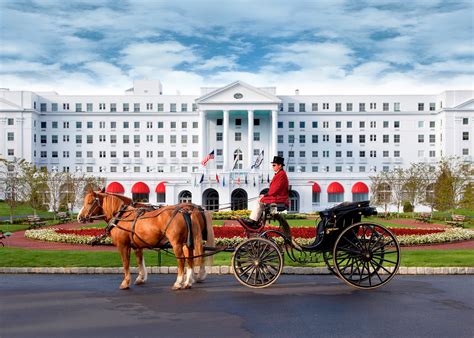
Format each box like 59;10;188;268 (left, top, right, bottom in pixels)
327;182;344;193
155;182;166;193
131;182;150;194
352;182;369;193
312;182;321;193
106;182;125;194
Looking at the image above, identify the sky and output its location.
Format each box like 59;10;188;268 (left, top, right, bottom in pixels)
0;0;473;95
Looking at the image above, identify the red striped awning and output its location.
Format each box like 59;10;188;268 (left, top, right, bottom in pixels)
352;182;369;193
155;182;166;193
106;182;125;194
131;182;150;194
327;182;344;193
312;182;321;193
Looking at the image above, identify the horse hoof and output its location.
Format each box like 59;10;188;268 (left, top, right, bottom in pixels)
120;285;130;290
134;279;145;286
172;284;182;290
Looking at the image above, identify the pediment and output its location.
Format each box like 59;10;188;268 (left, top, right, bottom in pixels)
0;98;23;110
454;99;474;110
196;81;280;104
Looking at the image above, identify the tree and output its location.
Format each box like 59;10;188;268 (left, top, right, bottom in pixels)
46;168;68;217
70;173;105;212
387;167;406;213
20;161;48;215
370;172;392;213
0;158;26;224
403;162;436;211
433;161;455;211
459;182;474;210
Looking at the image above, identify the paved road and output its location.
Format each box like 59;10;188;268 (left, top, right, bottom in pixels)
1;275;473;338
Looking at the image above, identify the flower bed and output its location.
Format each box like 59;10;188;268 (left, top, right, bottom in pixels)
25;225;474;248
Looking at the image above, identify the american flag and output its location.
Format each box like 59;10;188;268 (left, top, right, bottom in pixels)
201;150;215;166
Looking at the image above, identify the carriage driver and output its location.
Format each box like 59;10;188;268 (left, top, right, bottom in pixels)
238;156;289;228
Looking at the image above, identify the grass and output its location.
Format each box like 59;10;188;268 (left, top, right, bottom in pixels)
0;202;54;218
0;247;472;267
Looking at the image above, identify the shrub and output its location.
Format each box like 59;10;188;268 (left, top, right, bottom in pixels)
403;201;414;213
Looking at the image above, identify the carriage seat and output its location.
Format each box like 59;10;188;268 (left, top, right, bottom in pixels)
266;203;288;214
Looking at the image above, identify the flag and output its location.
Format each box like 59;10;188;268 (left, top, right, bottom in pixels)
199;173;204;184
253;177;256;187
237;177;241;185
245;175;248;184
267;173;270;183
232;155;239;170
223;176;225;187
194;176;197;187
251;150;264;169
215;173;220;183
201;150;215;166
261;175;264;183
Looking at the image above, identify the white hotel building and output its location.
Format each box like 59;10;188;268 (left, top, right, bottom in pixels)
0;80;473;212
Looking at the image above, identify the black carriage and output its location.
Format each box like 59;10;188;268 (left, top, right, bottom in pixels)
232;201;401;289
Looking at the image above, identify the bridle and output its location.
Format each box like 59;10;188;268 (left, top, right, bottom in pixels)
81;192;106;222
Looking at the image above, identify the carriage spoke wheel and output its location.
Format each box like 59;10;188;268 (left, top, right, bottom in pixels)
232;237;283;288
322;251;337;276
333;222;400;289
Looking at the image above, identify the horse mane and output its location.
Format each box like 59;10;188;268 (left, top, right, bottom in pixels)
98;193;130;220
105;193;133;205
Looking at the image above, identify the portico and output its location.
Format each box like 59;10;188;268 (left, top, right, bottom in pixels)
196;81;281;172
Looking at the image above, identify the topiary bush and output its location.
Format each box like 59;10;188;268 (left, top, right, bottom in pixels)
403;201;414;213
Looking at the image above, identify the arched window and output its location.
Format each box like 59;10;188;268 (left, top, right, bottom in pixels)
312;182;321;206
203;189;219;211
352;182;369;202
233;149;243;170
131;182;150;202
289;190;299;213
231;189;248;210
327;182;344;203
178;190;192;204
155;182;166;203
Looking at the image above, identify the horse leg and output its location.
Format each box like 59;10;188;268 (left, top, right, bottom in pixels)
172;245;185;290
134;248;147;285
197;211;214;282
118;245;132;290
183;245;195;289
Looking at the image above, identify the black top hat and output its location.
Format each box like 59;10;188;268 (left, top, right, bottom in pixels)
271;156;285;166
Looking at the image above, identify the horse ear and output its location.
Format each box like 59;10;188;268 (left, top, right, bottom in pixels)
101;187;106;193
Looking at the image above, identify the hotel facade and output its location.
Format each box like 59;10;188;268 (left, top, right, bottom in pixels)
0;80;473;212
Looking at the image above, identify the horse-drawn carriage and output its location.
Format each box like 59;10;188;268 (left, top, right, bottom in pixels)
232;200;400;289
79;191;400;290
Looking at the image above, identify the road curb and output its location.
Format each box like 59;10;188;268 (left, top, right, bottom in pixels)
0;266;473;275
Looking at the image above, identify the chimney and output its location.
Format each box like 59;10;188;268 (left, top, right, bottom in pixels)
295;89;299;95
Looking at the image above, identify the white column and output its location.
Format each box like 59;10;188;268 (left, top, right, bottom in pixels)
16;116;24;158
223;110;229;171
199;110;206;161
271;110;278;159
247;110;254;169
0;118;6;158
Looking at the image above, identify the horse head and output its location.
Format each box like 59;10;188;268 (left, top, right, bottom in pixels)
77;190;105;223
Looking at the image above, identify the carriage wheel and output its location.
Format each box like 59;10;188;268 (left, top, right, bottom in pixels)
333;222;400;289
232;237;284;288
322;251;337;275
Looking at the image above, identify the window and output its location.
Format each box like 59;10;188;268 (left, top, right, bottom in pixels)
278;135;284;144
235;118;241;126
146;135;153;142
288;103;295;112
323;103;329;110
110;103;116;112
430;121;435;128
63;103;70;110
235;132;241;141
192;135;198;143
463;132;469;140
394;150;400;157
418;103;424;111
383;135;389;143
278;121;283;128
134;121;140;129
63;135;69;142
346;135;353;143
430;102;435;111
299;135;305;143
312;121;318;128
323;135;329;142
323;151;329;158
359;151;365;157
170;121;176;129
335;121;341;128
370;134;376;141
383;103;389;111
52;151;58;158
418;135;424;143
300;121;305;129
76;135;82;144
157;135;164;143
299;151;306;158
418;121;424;128
87;121;93;128
170;135;176;143
192;103;197;111
347;151;353;157
99;121;106;128
41;135;47;144
99;103;105;110
312;135;318;143
335;103;342;112
359;135;366;143
462;148;469;155
254;132;260;141
123;135;129;143
193;121;198;128
157;121;163;128
110;135;117;144
335;151;342;158
429;150;435;157
289;121;294;129
123;121;129;128
383;151;389;157
323;121;329;128
134;135;140;144
312;166;319;172
335;135;342;143
370;121;376;128
288;135;295;143
347;121;352;128
370;102;376;109
52;103;58;112
370;151;377;158
7;132;14;141
40;103;47;112
181;103;187;112
359;121;365;128
312;103;318;111
132;103;139;112
463;118;469;125
110;121;116;129
359;103;366;112
123;103;129;112
157;103;164;112
383;121;389;128
288;151;294;158
394;134;400;143
394;121;400;128
52;135;58;143
429;135;436;143
216;132;223;141
41;121;47;129
346;103;353;111
87;135;93;144
299;103;305;112
312;151;318;157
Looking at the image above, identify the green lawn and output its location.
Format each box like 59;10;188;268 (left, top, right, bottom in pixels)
0;202;54;218
0;247;472;268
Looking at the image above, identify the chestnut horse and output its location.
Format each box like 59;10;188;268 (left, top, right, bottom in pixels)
77;190;214;290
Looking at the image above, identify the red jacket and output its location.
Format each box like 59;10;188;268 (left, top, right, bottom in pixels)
260;169;289;206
